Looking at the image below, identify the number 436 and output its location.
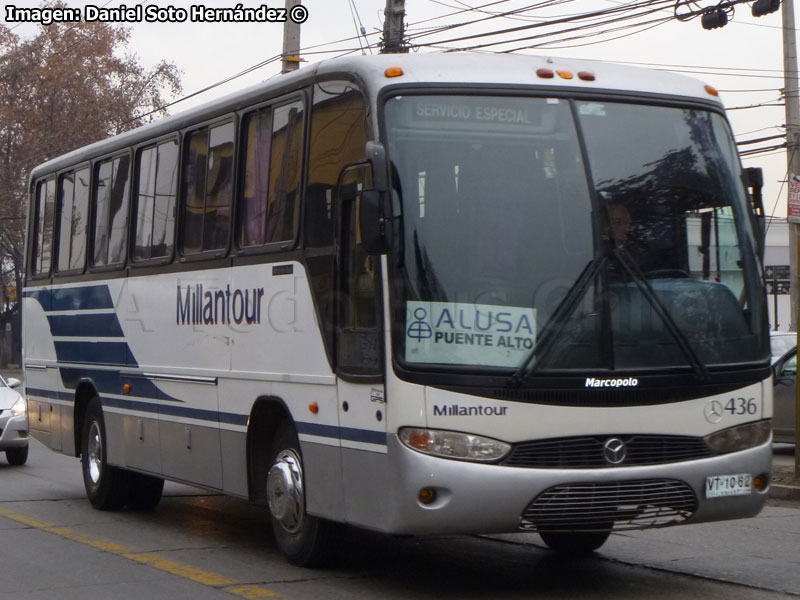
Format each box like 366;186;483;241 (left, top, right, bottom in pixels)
725;398;757;415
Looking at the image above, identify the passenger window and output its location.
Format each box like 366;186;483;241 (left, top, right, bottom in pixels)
93;155;131;267
134;140;178;260
239;109;272;247
182;122;234;254
57;168;89;272
266;100;304;244
32;179;56;276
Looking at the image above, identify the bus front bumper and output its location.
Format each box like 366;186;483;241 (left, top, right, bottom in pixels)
382;435;772;535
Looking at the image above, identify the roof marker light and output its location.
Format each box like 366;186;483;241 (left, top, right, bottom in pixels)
556;70;574;80
536;68;554;79
705;85;719;97
578;71;596;82
385;67;404;78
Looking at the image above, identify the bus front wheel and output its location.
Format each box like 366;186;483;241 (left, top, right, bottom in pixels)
81;398;129;510
538;529;611;555
266;420;342;567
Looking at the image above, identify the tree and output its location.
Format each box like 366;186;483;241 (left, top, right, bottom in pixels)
0;11;181;316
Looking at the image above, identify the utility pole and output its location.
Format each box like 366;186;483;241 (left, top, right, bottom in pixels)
382;0;408;53
784;0;800;473
281;0;302;74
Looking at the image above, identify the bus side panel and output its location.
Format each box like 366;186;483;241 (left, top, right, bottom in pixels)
225;263;343;515
276;381;344;521
22;288;63;451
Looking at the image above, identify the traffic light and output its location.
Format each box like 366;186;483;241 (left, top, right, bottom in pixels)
752;0;780;17
701;9;728;29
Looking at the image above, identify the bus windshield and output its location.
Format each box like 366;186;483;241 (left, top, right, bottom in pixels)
384;94;767;374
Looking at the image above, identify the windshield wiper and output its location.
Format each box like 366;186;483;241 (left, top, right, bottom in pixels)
511;257;606;386
511;249;710;385
612;247;709;382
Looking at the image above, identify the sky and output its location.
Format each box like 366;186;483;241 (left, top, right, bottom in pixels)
2;0;792;216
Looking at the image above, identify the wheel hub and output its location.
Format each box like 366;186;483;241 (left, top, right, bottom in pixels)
87;422;103;485
267;449;304;533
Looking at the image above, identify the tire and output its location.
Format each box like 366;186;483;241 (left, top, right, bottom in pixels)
5;444;28;466
127;472;165;510
539;529;611;555
81;397;130;510
266;420;343;567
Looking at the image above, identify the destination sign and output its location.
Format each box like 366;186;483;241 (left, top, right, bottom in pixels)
405;301;537;368
414;101;535;124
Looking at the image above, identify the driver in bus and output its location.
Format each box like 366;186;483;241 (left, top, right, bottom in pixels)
606;202;652;274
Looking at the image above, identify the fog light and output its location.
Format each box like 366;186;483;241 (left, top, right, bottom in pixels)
418;487;437;505
753;474;769;492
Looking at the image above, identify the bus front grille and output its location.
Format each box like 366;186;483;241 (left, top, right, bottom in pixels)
502;434;714;468
519;479;697;532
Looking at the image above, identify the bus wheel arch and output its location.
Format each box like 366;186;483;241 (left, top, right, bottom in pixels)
247;396;291;504
73;382;98;458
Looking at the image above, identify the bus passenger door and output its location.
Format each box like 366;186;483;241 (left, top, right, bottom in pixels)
335;165;388;525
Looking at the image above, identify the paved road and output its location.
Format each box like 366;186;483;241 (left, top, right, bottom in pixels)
1;439;799;600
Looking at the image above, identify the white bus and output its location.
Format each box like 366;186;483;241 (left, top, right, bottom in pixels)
23;53;772;565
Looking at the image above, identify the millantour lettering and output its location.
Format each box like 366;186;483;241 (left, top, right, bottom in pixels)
432;404;508;417
176;284;264;326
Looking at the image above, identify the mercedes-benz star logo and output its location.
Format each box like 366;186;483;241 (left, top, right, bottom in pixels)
704;400;723;424
603;438;627;465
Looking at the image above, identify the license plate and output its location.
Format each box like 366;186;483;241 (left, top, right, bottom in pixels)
705;473;752;498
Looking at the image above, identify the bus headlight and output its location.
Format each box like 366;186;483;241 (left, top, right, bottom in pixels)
399;427;511;462
10;397;26;417
704;420;771;454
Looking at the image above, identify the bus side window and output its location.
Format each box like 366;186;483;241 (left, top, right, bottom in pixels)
181;121;234;254
56;168;89;273
338;166;381;376
93;154;131;267
32;178;56;277
305;81;368;361
134;140;178;261
238;108;272;248
267;101;304;245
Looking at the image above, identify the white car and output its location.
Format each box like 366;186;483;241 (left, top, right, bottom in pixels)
0;376;28;465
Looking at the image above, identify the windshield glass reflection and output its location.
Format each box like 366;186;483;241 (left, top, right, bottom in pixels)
383;95;767;373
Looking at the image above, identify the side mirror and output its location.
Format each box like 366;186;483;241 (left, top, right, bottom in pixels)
6;377;21;389
742;167;765;259
359;189;390;255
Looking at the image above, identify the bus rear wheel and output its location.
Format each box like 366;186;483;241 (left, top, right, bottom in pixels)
127;472;164;510
538;529;611;555
81;398;130;510
266;420;342;567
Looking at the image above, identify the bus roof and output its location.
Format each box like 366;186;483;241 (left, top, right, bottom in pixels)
318;52;721;104
30;52;722;179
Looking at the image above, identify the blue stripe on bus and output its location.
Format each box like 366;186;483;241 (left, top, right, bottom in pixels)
296;422;387;446
59;367;182;402
25;386;384;444
48;313;124;337
54;342;137;367
25;387;73;402
23;285;114;312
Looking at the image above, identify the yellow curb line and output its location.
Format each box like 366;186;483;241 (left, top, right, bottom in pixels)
0;506;285;599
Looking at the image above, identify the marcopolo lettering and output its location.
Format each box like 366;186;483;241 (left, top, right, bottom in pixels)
433;404;508;417
585;377;640;388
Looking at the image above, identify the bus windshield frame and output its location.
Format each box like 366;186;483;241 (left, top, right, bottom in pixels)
381;89;769;382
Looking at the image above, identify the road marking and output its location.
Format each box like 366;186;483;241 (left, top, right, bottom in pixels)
0;506;285;599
